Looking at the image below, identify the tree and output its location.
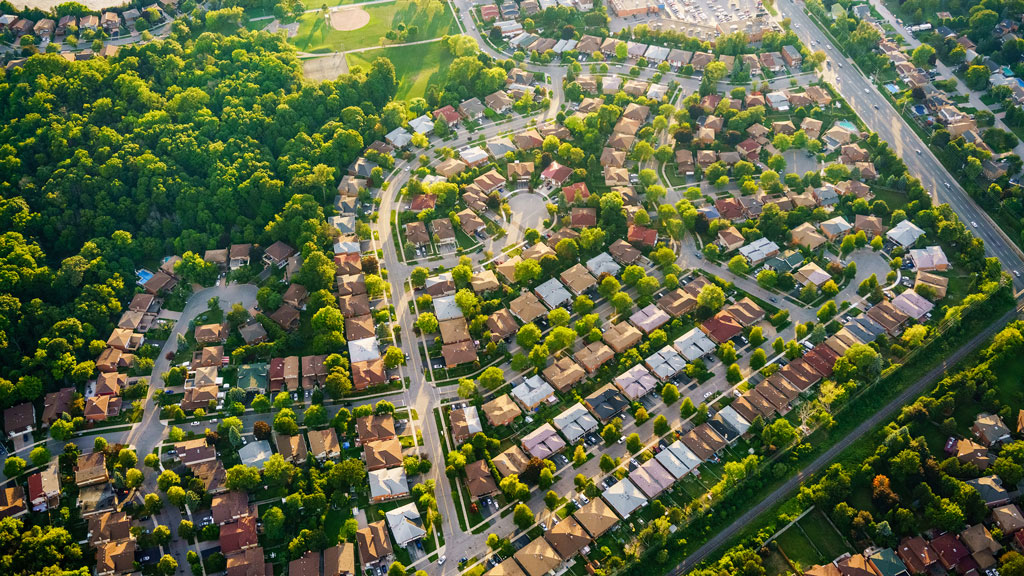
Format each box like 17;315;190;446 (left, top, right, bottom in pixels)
911;44;935;68
680;397;696;418
416;312;438;333
750;348;767;370
653;415;670;435
157;555;178;576
728;255;749;276
264;507;286;541
600;454;617;473
3;456;25;477
517;323;542;349
545;490;560;510
626;433;642;453
29;446;51;468
225;465;262;492
479;366;505;389
697;284;725;312
661;382;679;405
966;65;990;91
573;444;587;466
513;503;535;528
383;346;405;369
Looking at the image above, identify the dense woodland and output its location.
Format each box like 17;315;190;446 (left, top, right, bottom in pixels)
0;12;414;399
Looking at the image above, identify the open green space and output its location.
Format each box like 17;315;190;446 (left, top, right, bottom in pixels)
346;41;452;101
293;0;455;53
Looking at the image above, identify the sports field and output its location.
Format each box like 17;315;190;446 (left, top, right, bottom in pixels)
292;0;456;53
345;41;452;101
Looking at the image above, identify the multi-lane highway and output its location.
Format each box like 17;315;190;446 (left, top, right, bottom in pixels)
777;0;1024;285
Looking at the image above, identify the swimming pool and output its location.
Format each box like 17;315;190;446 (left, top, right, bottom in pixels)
836;120;858;132
137;269;154;286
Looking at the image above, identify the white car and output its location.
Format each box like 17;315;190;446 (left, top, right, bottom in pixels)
971;221;978;228
1015;270;1021;278
703;391;714;399
864;88;870;93
191;421;200;426
438;556;447;566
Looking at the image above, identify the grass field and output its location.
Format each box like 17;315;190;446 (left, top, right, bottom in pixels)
345;41;451;101
292;0;455;53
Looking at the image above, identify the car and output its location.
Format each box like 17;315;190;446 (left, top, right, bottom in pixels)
838;63;843;68
826;44;832;50
703;391;714;399
1015;270;1021;278
916;149;922;155
404;165;410;171
873;104;879;110
580;495;590;505
864;87;870;93
438;556;447;566
944;182;951;189
769;296;777;303
617;436;625;444
191;421;200;426
971;221;978;228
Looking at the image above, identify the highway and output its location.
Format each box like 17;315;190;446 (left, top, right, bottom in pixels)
776;0;1024;286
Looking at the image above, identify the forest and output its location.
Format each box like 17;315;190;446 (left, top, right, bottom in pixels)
0;12;410;400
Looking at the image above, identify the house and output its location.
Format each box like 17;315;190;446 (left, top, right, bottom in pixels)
630;458;674;499
385;502;426;547
515;537;563;576
915;270;949;300
449;406;482;443
96;539;136;576
966;475;1010;507
465;460;498;499
552;403;598;444
493;445;530;479
325;543;356;576
887;220;925;248
535;277;572;309
540;162;573;185
614;365;658;401
673;328;716;361
220;516;259;555
543;356;586;392
307;428;341;461
356;521;394;568
28;466;60;512
262;241;296;268
458;97;486;121
512;375;556;411
584;384;630;422
603;321;642;353
487;308;518;341
724;298;765;326
701;311;743;343
521;423;565;459
854;214;886;237
630;304;670;335
225;547;272;576
795;262;831;287
898;536;938;574
365;438;404;472
973;413;1011;446
658;289;697;317
604;478;647;518
368;467;409;502
820;216;852;241
277;434;308;464
575;341;616;374
739;237;779;265
717;226;745;252
545;514;591;560
356;414;395;445
485;91;514;113
909;245;949;272
88;511;131;545
482;394;521;427
4;402;34;438
211;491;252;525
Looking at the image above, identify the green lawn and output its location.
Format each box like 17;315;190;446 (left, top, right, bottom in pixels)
775;526;824;567
293;0;455;53
346;41;453;102
798;511;849;560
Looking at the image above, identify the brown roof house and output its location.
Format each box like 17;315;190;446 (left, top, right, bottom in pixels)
307;428;341;461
